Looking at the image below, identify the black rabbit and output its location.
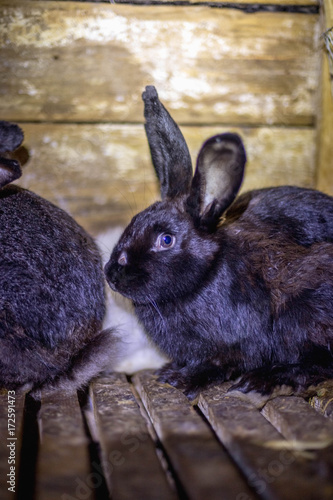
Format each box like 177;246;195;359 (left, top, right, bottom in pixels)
105;86;333;402
0;121;116;394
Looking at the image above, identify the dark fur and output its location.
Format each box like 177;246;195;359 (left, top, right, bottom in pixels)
0;121;115;394
105;87;333;400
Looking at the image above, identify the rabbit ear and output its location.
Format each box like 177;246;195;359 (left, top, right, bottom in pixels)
0;121;24;154
186;133;246;230
0;158;22;188
142;86;193;200
0;122;24;188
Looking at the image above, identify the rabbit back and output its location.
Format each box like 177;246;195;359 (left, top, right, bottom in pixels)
227;185;333;245
224;185;333;337
0;185;106;390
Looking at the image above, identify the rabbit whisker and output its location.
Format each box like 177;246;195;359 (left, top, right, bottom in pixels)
147;296;165;325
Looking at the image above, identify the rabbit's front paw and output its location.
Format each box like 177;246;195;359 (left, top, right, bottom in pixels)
157;362;227;400
156;363;204;399
228;365;296;408
156;362;188;390
229;370;274;395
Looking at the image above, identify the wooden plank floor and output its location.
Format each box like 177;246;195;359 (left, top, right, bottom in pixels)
1;371;333;500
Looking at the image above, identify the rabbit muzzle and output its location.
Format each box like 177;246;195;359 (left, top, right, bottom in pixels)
104;259;119;292
104;257;139;299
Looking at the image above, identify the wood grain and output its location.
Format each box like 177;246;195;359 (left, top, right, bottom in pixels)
199;385;333;500
55;0;319;5
0;1;319;126
316;0;333;196
15;123;316;233
262;395;333;442
35;391;93;500
90;373;176;500
262;396;333;497
133;370;256;500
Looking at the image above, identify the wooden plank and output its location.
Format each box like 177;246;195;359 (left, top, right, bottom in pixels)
262;395;333;442
51;0;319;6
0;1;319;126
133;370;256;500
0;390;25;500
199;384;333;499
15;123;316;234
90;373;176;500
323;0;333;22
322;0;333;98
123;0;319;5
316;0;333;196
16;123;159;233
35;391;94;500
262;397;333;497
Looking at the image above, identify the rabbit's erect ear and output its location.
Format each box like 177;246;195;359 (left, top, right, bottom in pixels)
0;121;24;154
186;133;246;230
0;122;24;188
142;86;193;200
0;158;22;188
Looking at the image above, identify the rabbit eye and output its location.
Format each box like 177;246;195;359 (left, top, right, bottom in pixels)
162;234;173;247
154;233;176;251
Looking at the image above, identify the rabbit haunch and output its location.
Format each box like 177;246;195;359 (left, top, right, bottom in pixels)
0;121;116;394
105;86;333;401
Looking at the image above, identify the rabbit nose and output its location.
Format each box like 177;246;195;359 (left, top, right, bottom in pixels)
118;251;127;266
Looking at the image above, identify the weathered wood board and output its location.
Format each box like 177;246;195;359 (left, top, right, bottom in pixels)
1;372;333;499
90;373;176;500
262;394;333;441
0;1;320;126
322;0;333;97
66;0;319;5
35;391;94;500
15;123;316;233
198;385;333;499
316;0;333;196
133;370;256;500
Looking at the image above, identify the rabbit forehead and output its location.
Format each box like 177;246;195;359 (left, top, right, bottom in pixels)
119;200;191;244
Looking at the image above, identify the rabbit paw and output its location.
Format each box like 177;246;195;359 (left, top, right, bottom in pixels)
229;359;333;400
229;365;293;394
156;362;226;400
227;365;300;408
156;362;188;390
228;367;294;410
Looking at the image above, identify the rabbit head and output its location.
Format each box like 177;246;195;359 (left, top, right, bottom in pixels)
105;86;246;305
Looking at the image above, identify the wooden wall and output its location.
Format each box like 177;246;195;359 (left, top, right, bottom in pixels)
0;0;331;235
316;0;333;195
